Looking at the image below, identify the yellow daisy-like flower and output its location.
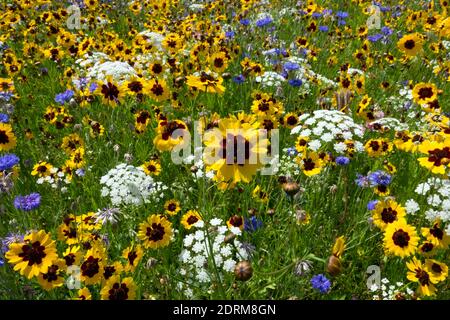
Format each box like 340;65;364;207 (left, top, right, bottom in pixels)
186;72;225;94
122;245;143;272
181;210;202;230
138;214;173;249
31;161;53;177
226;215;244;230
153;119;188;152
421;220;450;249
164;199;181;216
425;259;448;282
0;123;17;151
407;257;439;297
5;230;58;279
203;118;268;184
372;199;407;230
80;246;106;285
37;259;66;291
145;78;170;102
75;287;92;300
100;276;137;300
397;33;424;56
62;245;82;268
296;152;324;177
412;82;438;105
103;261;123;281
365;139;392;157
95;76;125;107
252;185;268;203
141;159;162;176
417;139;450;175
384;221;419;258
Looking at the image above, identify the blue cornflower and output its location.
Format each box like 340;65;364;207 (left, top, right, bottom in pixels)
244;216;263;232
319;25;329;32
240;19;250;26
286;147;298;156
367;34;383;42
311;274;331;293
0;113;9;123
335;156;350;166
368;170;391;187
311;12;322;18
338;19;346;26
367;200;379;211
256;17;273;27
225;31;235;39
1;232;24;254
0;154;20;171
55;89;74;105
13;193;41;211
283;62;300;72
0;258;3;267
288;79;303;87
0;91;14;102
336;11;349;19
381;26;393;36
355;174;370;187
232;74;246;84
322;9;333;15
89;82;98;93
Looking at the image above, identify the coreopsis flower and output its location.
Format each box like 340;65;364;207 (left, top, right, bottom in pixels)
5;230;58;279
421;221;450;249
153;119;189;152
145;78;169;102
141;159;162;176
203;117;269;184
365;139;392;157
75;287;92;300
96;76;124;107
0;123;16;151
417;139;450;174
181;210;202;230
138;214;173;249
406;257;439;297
31;161;53;177
412;82;439;105
397;33;424;56
100;276;136;300
186;71;225;94
384;221;419;258
80;246;106;285
372;199;407;230
122;245;143;272
164;199;181;216
37;259;66;291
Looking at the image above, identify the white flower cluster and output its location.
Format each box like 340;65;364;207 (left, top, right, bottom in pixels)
75;52;137;84
100;163;167;206
137;30;165;51
178;218;248;297
370;278;414;300
291;109;365;154
369;117;409;132
272;149;300;177
414;177;450;230
255;71;286;88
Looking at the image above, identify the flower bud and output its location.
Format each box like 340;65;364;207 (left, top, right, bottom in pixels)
234;261;253;281
326;255;342;276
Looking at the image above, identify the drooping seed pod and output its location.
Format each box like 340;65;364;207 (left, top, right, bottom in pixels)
282;182;300;196
234;261;253;281
326;255;342;276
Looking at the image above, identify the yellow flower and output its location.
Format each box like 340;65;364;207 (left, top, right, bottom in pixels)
100;276;136;300
138;214;173;249
365;139;392;157
0;123;17;151
425;259;448;282
203;117;268;184
37;259;66;291
384;221;419;258
153;119;188;152
186;72;225;94
417;139;450;175
5;230;58;279
145;78;169;102
296;152;324;177
397;33;424;56
95;76;124;107
62;246;82;268
31;161;53;177
332;236;346;258
122;245;143;272
181;210;202;230
141;159;162;176
80;246;106;285
412;82;438;105
164;199;181;216
372;199;407;230
75;287;92;300
252;185;268;203
421;220;450;249
406;257;438;297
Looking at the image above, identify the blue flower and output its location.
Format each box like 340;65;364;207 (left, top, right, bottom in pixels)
335;156;350;166
311;12;322;18
0;154;20;171
355;174;370;187
319;25;329;32
244;216;263;232
0;91;14;102
256;17;273;28
240;19;250;26
367;200;379;211
336;11;349;19
89;82;98;93
55;89;74;105
367;34;383;42
232;74;246;84
381;26;393;36
225;31;235;39
13;193;41;211
368;170;391;187
283;62;300;72
288;79;303;87
0;113;9;123
311;274;331;293
286;147;298;156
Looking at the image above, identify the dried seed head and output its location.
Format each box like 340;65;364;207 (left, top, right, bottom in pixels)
282;182;300;196
234;261;253;281
326;255;342;276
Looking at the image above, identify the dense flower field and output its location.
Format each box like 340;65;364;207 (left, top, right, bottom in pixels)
0;0;450;300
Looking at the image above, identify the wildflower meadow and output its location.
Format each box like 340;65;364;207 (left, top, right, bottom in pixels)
1;0;450;302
